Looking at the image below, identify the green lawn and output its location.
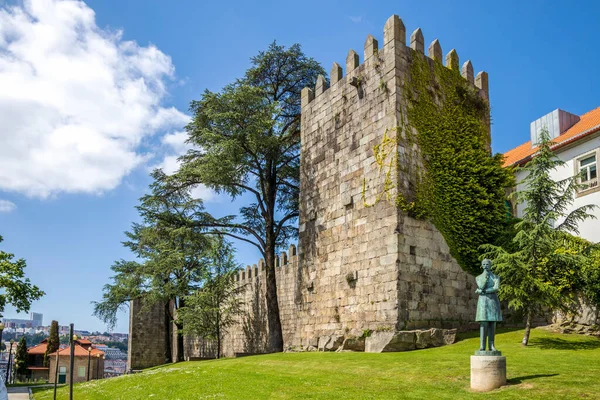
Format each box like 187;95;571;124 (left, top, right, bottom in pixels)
32;328;600;399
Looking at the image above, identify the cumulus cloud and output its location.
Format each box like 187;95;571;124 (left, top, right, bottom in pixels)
155;131;217;202
0;0;189;198
0;200;16;213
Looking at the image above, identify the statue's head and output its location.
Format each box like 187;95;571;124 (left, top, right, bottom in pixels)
482;259;492;271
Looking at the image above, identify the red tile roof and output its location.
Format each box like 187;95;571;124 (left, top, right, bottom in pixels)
503;106;600;167
27;342;48;355
49;344;104;358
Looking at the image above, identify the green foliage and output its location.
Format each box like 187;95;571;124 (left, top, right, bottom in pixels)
579;246;600;312
0;235;45;315
94;171;213;329
177;240;243;359
44;320;59;367
103;341;127;352
397;55;513;275
481;128;597;344
14;336;28;378
165;42;324;352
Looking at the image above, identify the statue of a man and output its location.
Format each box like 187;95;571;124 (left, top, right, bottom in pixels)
475;259;502;354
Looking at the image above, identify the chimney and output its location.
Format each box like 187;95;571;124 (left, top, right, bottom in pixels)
530;109;580;146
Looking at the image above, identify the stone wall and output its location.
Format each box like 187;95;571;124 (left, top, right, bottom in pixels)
130;13;494;367
297;14;484;344
219;245;301;356
128;298;169;370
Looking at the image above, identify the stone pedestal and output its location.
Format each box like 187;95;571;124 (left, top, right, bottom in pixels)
470;355;506;392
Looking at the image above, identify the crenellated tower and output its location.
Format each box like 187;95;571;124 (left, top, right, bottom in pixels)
297;14;488;347
129;14;495;365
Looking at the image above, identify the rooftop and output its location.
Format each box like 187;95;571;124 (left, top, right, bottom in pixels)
503;106;600;166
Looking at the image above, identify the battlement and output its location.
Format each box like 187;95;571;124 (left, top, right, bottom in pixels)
301;14;489;110
235;244;299;284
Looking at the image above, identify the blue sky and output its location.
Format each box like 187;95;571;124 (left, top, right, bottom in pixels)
0;0;599;334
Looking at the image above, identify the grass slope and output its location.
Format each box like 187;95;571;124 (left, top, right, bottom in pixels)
33;328;600;399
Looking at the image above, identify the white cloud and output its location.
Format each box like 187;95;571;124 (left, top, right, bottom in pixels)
0;0;189;198
154;131;217;202
0;200;16;213
348;15;363;23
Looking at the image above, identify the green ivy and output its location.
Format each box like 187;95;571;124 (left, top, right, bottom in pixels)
402;54;514;275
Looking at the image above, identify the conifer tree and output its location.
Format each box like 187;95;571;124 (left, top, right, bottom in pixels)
178;239;242;359
161;42;324;352
14;336;28;381
44;320;59;367
482;127;597;345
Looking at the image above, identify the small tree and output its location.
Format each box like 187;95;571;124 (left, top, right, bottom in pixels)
482;127;597;345
0;235;44;316
14;337;28;381
44;320;59;367
178;240;243;359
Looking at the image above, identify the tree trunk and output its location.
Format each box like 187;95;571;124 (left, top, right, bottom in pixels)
264;234;283;352
163;301;172;364
522;309;533;346
175;323;185;362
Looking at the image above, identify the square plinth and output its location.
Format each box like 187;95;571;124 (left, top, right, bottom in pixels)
470;355;506;392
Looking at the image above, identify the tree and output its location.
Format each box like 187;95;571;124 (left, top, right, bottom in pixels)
178;239;243;359
44;320;59;367
94;173;212;361
14;336;28;381
482;127;597;345
160;42;323;352
0;235;44;317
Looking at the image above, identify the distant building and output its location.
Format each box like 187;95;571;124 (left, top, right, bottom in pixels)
3;312;43;329
27;338;105;384
26;339;50;382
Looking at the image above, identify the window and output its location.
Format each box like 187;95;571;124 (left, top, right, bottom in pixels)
78;366;86;378
576;151;599;195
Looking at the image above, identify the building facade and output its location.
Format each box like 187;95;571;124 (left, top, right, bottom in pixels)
504;106;600;242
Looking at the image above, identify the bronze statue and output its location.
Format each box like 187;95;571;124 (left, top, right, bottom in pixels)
475;259;502;354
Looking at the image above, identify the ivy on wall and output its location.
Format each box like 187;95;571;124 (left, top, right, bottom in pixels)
404;55;514;275
362;54;514;276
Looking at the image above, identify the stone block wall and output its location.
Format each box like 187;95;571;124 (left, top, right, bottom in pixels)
219;245;300;356
297;14;485;343
130;13;494;366
128;298;169;370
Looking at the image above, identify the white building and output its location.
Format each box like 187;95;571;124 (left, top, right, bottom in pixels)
504;107;600;242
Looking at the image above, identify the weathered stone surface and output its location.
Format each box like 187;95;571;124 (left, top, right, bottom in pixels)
325;335;345;351
382;331;417;352
470;356;506;392
341;336;366;352
365;332;395;353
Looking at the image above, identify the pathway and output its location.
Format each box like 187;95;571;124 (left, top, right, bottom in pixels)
7;387;29;400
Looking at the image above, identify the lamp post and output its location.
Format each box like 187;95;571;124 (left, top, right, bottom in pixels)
87;348;91;381
95;354;100;380
69;325;75;400
0;322;5;363
5;339;14;384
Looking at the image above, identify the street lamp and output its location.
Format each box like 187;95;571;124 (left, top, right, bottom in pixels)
5;339;14;383
87;348;91;381
95;354;101;380
0;322;5;362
